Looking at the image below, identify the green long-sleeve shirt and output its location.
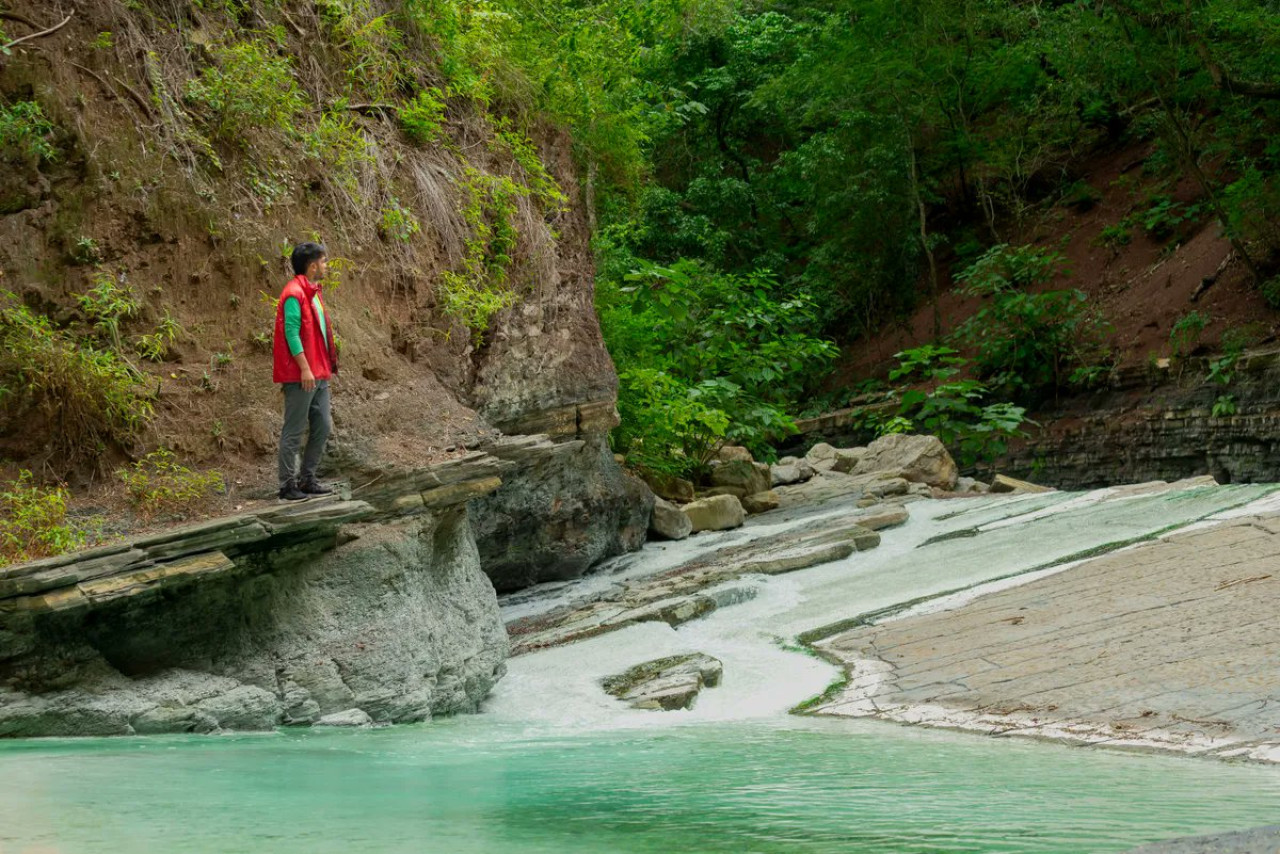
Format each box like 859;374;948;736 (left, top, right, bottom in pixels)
283;295;329;357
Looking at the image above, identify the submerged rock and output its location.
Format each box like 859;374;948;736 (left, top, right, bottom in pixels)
650;497;693;540
314;708;374;728
603;653;723;711
683;495;746;532
855;434;958;490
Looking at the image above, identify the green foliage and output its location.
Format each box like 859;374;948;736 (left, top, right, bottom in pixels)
492;119;566;211
439;167;524;338
0;471;85;567
91;31;114;51
1212;394;1237;417
953;245;1110;399
399;88;446;146
892;379;1032;467
135;310;184;362
71;236;101;265
1170;310;1209;360
0;291;152;463
186;40;306;142
116;448;224;519
0;101;55;163
603;259;836;472
379;199;421;242
1140;196;1203;239
302;113;372;194
76;271;140;350
316;0;407;99
1097;223;1132;250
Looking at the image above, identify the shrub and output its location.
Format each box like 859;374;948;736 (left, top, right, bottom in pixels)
186;40;307;142
399;88;446;145
379;199;421;241
0;471;85;567
953;244;1109;400
1169;310;1208;360
0;291;152;462
135;309;185;362
302;112;372;195
0;100;55;163
614;368;730;477
76;270;140;349
116;449;224;518
439;167;525;338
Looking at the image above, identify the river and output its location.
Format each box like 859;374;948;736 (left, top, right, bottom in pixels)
4;485;1280;852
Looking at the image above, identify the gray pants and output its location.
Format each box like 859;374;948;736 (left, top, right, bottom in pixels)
278;379;331;488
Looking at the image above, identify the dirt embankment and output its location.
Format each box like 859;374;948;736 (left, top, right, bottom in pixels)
0;1;615;532
839;142;1278;384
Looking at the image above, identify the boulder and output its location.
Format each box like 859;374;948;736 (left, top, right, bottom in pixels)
805;442;839;472
741;490;781;514
716;445;754;463
650;497;693;541
855;434;958;490
704;485;748;499
956;476;990;494
771;460;816;487
603;653;723;711
990;474;1054;494
831;447;866;474
314;708;374;728
710;460;771;496
640;470;696;503
682;495;746;532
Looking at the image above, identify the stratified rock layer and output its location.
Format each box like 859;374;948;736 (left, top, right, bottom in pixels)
603;653;723;711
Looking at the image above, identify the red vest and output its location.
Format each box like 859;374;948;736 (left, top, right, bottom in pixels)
272;275;334;383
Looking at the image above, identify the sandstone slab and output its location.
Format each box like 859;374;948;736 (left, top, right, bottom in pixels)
990;473;1054;494
603;653;723;711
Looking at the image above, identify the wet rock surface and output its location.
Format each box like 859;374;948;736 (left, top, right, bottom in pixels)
1127;826;1280;853
603;653;723;711
506;501;908;655
812;512;1280;762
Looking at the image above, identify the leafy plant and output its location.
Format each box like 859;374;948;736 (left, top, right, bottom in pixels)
76;271;140;349
1169;310;1209;360
1141;196;1202;239
91;31;114;50
399;87;446;145
379;199;421;242
0;291;151;462
0;100;55;163
186;39;306;142
116;448;224;519
438;167;525;338
0;470;85;567
302;112;372;195
1212;394;1237;417
71;236;101;265
953;244;1109;401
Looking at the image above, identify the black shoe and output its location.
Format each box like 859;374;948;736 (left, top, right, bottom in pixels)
278;482;309;501
299;478;334;496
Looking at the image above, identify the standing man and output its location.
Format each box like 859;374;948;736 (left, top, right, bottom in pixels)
274;241;337;501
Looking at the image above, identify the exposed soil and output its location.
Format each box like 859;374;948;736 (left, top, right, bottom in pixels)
837;142;1279;385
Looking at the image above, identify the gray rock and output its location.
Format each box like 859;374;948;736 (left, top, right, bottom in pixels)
805;442;838;464
314;708;374;728
603;653;723;711
740;542;855;575
716;445;754;463
855;434;959;490
637;469;696;503
955;476;990;494
650;497;693;541
1127;826;1280;853
710;460;771;496
0;509;510;736
831;447;866;474
742;490;781;514
683;495;746;532
771;461;816;487
703;485;748;499
471;435;653;591
908;482;933;497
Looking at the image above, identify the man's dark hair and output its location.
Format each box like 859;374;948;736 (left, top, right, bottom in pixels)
291;242;327;276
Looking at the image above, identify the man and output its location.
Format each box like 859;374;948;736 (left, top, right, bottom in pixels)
273;241;338;501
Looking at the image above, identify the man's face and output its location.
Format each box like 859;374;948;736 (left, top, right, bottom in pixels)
309;255;328;281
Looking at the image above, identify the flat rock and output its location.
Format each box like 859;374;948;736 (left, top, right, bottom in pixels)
603;653;723;711
314;708;374;728
739;541;855;575
683;494;745;532
741;490;781;514
1127;826;1280;853
650;497;692;541
989;474;1054;494
771;461;816;486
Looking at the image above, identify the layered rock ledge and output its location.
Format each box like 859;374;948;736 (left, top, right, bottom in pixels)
810;513;1280;763
0;441;584;737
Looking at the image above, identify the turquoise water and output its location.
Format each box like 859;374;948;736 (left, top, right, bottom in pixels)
3;716;1280;853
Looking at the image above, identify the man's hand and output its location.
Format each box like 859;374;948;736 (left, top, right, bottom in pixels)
293;351;316;391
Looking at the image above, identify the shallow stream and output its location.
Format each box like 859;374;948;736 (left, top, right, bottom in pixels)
5;485;1280;853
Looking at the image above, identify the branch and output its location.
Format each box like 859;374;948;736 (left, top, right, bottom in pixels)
1;10;73;52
